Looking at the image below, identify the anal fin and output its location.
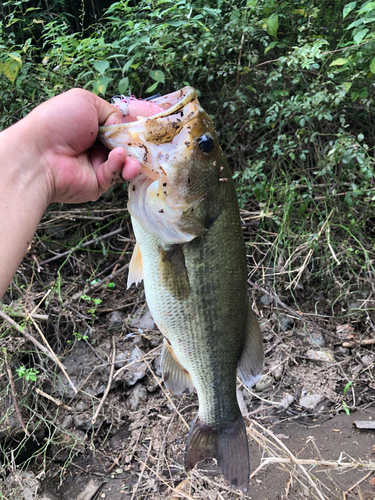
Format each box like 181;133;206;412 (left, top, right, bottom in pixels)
238;302;264;388
185;415;249;491
161;339;194;395
127;242;143;289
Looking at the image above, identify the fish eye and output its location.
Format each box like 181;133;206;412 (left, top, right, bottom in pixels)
198;134;215;154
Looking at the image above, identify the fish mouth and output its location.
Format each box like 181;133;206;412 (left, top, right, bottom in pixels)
98;86;198;138
98;86;208;244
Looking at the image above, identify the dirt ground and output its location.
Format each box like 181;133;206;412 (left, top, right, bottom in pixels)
1;194;374;500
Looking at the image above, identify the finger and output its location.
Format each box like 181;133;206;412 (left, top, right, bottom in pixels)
92;147;141;194
121;157;142;181
91;93;124;126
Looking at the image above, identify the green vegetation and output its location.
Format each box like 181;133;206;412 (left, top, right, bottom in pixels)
1;0;375;293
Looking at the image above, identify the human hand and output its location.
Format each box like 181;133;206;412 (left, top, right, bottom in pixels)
18;88;141;204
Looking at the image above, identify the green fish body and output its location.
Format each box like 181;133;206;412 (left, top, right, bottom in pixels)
99;87;264;490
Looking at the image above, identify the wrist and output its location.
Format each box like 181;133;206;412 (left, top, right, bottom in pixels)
0;120;50;298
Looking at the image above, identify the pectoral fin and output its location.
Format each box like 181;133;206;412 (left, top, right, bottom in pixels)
238;303;264;388
127;242;143;289
161;339;194;395
159;245;191;300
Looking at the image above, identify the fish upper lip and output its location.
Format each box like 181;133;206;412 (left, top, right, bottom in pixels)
99;86;197;132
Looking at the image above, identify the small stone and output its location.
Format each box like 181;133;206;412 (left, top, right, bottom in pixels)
146;378;159;392
124;347;147;386
337;347;349;355
270;360;283;380
153;355;162;377
115;351;130;369
309;331;326;347
129;384;148;411
61;415;73;429
255;375;273;392
259;294;273;306
131;309;155;330
348;301;361;313
279;394;294;409
299;392;325;410
305;349;332;362
279;316;292;332
361;354;374;366
108;311;125;329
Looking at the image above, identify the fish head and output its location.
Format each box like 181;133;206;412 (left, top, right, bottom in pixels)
98;87;227;244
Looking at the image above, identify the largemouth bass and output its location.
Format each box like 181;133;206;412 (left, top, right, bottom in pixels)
99;87;264;490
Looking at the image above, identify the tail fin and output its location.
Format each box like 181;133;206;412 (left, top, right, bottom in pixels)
185;415;249;491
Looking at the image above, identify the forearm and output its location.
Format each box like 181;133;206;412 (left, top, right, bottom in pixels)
0;121;49;299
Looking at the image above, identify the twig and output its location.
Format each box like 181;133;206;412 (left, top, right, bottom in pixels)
248;280;347;341
342;338;375;348
130;439;152;500
250;420;326;500
39;228;124;266
28;315;78;394
287;210;334;290
92;336;116;425
4;350;30;437
0;310;60;364
135;456;196;500
35;388;72;410
345;471;373;493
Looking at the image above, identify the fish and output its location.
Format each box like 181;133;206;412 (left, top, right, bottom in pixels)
98;87;264;490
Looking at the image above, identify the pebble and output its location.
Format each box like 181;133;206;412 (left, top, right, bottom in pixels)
107;310;125;329
124;347;148;386
131;309;155;330
61;415;73;429
361;354;374;366
309;331;326;347
259;294;273;306
255;375;273;392
115;351;130;369
279;316;292;332
279;394;294;409
337;347;349;355
305;349;332;362
294;329;326;347
269;360;284;380
299;392;325;410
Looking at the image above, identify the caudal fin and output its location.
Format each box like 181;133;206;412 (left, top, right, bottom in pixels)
185;415;249;491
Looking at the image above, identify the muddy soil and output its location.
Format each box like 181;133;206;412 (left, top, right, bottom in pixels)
0;198;374;500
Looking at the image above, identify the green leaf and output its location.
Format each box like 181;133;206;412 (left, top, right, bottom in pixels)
167;19;186;27
2;59;21;83
8;52;22;64
343;381;353;396
329;58;348;66
145;81;159;93
264;40;278;54
370;58;375;73
93;60;109;76
118;77;129;94
149;69;165;83
354;28;369;44
343;1;357;18
266;14;279;38
92;77;112;96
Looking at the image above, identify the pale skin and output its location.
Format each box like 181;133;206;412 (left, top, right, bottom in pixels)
0;88;141;299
